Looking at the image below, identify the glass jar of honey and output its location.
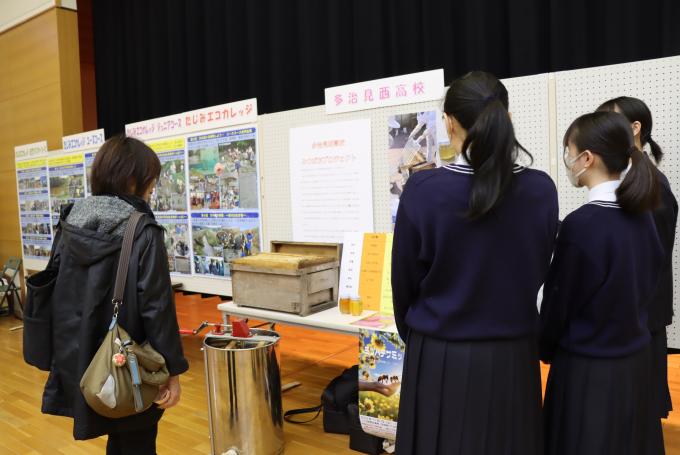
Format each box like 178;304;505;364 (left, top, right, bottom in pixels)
339;293;351;314
350;294;363;316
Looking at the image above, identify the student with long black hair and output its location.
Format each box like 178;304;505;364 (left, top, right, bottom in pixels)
598;96;678;419
540;111;665;454
392;71;559;455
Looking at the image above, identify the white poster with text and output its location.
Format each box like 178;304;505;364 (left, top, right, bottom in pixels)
289;119;374;242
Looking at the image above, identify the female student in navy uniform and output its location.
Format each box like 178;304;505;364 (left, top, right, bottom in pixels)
598;96;678;419
540;111;665;454
392;71;559;455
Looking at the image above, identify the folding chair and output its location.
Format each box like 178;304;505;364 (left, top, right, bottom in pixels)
0;257;23;318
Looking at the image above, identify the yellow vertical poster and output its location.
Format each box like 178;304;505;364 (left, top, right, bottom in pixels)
379;233;394;315
359;233;386;311
48;152;86;230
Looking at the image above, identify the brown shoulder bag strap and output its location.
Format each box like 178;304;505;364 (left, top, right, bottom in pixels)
112;211;144;316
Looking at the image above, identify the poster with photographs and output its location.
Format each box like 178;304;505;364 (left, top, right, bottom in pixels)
16;158;53;259
156;213;192;275
149;138;188;212
48;153;85;219
191;212;260;278
187;127;259;211
21;213;53;259
84;151;97;196
387;111;438;226
358;329;405;440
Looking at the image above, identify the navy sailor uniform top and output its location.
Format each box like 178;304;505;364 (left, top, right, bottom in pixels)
391;156;559;342
648;169;678;331
539;180;665;360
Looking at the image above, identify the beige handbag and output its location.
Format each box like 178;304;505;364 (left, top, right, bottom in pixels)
80;212;170;418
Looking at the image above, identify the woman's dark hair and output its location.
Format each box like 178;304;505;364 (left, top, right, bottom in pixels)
443;71;532;219
597;96;663;163
563;111;659;214
91;135;161;197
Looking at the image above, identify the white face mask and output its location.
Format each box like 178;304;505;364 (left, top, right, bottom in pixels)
564;151;587;187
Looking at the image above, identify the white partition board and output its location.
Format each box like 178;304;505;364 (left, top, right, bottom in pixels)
258;74;553;250
554;56;680;347
502;73;553;175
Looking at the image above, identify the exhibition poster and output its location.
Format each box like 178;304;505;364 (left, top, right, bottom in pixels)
388;111;438;227
187;128;259;212
16;158;52;259
379;234;394;315
340;232;396;314
84;151;97;196
149;138;189;212
359;233;388;312
358;329;404;440
289;119;374;243
156;213;192;275
48;153;85;229
62;129;105;198
191;212;260;278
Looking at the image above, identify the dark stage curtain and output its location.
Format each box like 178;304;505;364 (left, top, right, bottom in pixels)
92;0;680;136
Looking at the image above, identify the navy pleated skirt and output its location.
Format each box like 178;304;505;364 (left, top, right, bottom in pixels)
395;331;543;455
651;328;673;419
543;344;665;455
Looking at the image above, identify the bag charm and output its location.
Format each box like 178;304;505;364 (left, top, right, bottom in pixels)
112;352;126;367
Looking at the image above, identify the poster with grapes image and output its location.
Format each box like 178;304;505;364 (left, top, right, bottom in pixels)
358;329;405;440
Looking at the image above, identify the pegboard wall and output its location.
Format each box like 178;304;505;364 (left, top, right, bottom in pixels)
501;74;553;174
554;55;680;347
257;73;553;250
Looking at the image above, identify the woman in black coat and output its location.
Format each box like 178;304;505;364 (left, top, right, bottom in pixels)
38;137;188;454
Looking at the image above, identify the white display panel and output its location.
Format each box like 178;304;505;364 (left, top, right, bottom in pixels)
289;119;374;242
15;155;52;270
554;55;680;347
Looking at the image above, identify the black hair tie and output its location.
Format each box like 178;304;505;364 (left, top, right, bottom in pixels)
483;93;498;104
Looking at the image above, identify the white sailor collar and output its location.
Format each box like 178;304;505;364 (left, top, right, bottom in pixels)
442;152;526;175
587;179;620;208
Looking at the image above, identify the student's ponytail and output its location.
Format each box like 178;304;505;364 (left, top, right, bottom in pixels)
617;146;660;214
461;98;518;219
646;136;664;164
444;71;531;220
597;96;664;163
564;111;659;214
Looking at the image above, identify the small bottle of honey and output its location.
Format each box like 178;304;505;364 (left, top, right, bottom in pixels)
350;294;363;316
339;293;351;314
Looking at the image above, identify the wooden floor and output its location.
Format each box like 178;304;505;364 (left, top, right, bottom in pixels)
0;292;678;454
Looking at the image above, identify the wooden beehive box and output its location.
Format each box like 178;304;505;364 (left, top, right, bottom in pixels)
230;241;342;316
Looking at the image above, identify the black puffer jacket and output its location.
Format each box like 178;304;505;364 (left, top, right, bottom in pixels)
37;197;188;440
